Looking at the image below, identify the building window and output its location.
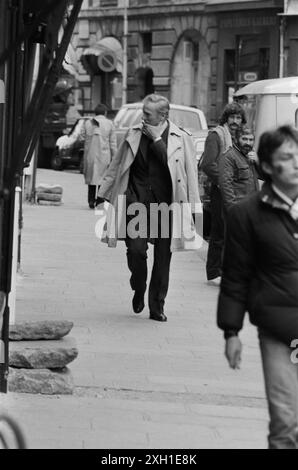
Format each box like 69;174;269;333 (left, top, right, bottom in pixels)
78;19;89;39
193;43;199;63
225;49;236;82
101;0;118;6
223;35;270;103
183;41;192;60
259;48;270;80
142;32;152;54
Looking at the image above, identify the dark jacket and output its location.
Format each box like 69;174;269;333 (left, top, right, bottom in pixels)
217;183;298;346
218;145;259;212
200;126;232;186
126;125;172;206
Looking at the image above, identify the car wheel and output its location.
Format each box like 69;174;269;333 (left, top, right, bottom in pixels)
51;151;64;171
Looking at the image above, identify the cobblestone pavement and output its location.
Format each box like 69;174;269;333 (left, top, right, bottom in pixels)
0;169;268;449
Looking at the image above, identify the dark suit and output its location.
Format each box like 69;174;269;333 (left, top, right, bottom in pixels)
125;125;173;316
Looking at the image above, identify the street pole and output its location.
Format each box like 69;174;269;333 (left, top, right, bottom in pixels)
0;0;84;394
122;0;128;105
8;186;21;326
234;36;241;93
0;0;23;394
279;0;287;78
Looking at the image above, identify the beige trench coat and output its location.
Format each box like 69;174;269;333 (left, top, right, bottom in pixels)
83;115;117;185
97;121;202;252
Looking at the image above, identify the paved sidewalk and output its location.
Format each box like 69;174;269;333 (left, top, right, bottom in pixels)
0;169;268;449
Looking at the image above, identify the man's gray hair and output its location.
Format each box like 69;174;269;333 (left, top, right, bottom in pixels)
143;93;170;117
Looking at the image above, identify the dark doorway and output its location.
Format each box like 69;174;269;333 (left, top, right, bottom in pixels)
134;67;154;101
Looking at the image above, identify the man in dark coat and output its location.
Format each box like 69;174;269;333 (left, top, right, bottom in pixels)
200;102;246;286
217;125;298;449
218;125;259;213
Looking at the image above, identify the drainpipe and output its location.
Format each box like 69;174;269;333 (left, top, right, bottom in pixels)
279;0;288;78
234;36;242;93
279;16;285;78
122;0;128;105
8;186;21;326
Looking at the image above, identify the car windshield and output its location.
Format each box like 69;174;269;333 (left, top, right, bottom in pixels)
114;108;142;128
114;107;203;132
239;95;259;133
169;109;202;132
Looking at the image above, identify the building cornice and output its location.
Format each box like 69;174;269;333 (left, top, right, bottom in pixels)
79;0;283;19
205;0;283;13
79;3;206;20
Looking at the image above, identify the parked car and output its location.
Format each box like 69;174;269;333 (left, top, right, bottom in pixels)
52;116;92;171
113;103;210;217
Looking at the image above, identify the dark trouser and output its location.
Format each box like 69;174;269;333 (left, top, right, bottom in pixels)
88;185;98;206
258;329;298;449
125;235;172;316
206;185;224;280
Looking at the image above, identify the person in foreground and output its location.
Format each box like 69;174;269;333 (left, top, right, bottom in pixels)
97;94;201;322
217;125;298;449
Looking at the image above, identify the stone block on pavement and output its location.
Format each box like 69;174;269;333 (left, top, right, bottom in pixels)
36;184;63;194
36;192;62;202
9;320;73;341
9;337;78;369
8;367;74;395
37;200;62;206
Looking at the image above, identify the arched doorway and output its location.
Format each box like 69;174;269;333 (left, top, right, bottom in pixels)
170;30;210;116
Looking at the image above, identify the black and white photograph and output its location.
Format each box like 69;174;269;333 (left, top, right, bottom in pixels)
0;0;298;454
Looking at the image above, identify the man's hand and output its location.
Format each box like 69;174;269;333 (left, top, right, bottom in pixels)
247;150;258;163
225;336;242;369
142;123;161;141
96;196;106;205
95;196;107;209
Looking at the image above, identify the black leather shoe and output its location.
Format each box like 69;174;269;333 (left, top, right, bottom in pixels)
149;312;167;322
132;291;145;314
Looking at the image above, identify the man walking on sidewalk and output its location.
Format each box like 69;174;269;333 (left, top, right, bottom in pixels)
97;94;201;322
217;125;298;449
200;102;246;286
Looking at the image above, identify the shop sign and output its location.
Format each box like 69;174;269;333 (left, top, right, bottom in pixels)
239;71;258;83
220;16;277;29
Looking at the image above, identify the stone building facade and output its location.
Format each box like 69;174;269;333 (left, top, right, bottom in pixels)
72;0;284;125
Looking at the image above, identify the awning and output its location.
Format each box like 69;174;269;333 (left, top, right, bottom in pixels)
281;0;298;15
81;36;123;74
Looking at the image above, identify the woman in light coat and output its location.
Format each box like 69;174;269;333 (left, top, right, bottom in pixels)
83;104;117;208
